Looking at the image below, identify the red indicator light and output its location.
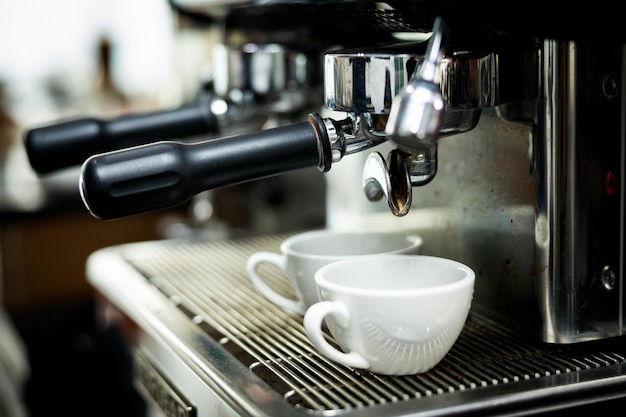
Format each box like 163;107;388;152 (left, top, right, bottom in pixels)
602;171;618;196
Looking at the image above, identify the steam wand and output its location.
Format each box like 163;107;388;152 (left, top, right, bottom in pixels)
362;16;446;216
385;16;446;148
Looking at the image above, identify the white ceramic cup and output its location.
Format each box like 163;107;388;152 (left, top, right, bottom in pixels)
246;230;423;315
303;254;475;375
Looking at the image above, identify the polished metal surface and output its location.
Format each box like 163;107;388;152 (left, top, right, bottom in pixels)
326;39;625;343
323;41;499;216
323;44;493;135
203;42;320;140
87;234;626;417
362;150;412;216
213;43;310;106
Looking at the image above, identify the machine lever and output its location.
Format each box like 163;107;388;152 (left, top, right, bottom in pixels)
80;113;331;220
24;98;219;174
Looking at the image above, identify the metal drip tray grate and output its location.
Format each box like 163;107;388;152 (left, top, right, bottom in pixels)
109;233;626;414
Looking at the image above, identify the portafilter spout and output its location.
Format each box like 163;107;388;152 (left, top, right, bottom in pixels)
362;145;437;217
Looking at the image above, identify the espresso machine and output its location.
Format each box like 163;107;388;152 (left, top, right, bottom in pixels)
23;1;626;415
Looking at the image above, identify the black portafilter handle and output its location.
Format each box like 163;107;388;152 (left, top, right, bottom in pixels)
80;113;332;220
24;99;218;174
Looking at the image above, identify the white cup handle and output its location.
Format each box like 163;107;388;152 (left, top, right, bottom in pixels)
303;301;369;369
246;252;306;315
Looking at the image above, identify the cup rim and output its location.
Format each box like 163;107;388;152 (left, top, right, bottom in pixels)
281;229;423;259
314;254;475;296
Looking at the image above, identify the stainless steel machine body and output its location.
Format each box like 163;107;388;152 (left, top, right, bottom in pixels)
323;39;625;343
24;0;626;415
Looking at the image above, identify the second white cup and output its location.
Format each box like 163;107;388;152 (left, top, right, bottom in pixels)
246;230;423;315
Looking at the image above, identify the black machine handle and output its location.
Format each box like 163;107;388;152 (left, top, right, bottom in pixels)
24;99;218;174
80;113;331;220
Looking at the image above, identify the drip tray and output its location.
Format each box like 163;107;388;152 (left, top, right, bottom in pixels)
87;233;626;416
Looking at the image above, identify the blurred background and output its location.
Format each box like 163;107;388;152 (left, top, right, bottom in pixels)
0;1;325;416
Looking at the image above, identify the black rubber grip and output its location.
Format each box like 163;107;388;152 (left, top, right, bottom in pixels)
79;117;324;220
24;100;218;174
